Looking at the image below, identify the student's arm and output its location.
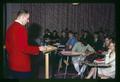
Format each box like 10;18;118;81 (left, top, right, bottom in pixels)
105;52;115;64
85;44;95;56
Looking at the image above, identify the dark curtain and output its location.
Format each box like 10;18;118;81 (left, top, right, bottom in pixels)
6;3;115;35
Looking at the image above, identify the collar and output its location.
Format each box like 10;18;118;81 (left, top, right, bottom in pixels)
15;19;23;25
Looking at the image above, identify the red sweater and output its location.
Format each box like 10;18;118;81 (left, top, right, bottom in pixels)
6;22;40;72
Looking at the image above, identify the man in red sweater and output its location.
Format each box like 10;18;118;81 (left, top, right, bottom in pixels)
5;9;46;79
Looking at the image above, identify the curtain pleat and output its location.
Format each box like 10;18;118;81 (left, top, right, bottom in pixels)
6;3;115;34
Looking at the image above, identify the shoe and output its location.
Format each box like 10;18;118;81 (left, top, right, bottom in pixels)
85;77;89;79
63;60;69;66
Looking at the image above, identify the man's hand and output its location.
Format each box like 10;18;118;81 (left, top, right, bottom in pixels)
39;45;57;52
39;46;47;51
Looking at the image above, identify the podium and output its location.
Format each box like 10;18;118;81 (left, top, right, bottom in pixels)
43;45;57;79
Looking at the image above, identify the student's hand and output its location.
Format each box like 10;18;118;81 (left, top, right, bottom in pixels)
108;49;112;54
81;52;86;56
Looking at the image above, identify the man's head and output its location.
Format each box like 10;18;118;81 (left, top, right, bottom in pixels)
16;9;30;25
68;31;73;38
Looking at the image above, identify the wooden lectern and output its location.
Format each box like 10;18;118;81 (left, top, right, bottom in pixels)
43;45;57;79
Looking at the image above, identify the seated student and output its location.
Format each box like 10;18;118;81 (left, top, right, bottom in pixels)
43;29;52;44
95;36;113;59
91;32;103;51
59;31;68;45
72;39;95;76
80;30;93;46
85;39;115;79
65;31;77;50
51;30;60;43
59;31;77;67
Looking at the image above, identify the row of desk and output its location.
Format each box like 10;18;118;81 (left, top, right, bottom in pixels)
3;43;110;79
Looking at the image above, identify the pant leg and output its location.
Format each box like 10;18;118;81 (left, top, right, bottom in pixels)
9;70;32;79
72;55;85;75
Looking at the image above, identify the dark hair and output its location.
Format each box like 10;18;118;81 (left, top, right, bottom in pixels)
16;9;29;17
105;35;114;41
111;37;115;44
68;30;73;34
80;39;88;46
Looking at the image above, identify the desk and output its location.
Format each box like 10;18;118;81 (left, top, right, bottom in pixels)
81;61;111;79
58;51;82;78
43;45;57;79
53;43;65;49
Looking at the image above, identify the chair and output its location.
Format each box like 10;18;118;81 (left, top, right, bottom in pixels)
57;54;71;79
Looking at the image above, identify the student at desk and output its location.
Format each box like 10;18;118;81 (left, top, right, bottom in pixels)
63;31;77;65
72;39;95;76
85;39;115;79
